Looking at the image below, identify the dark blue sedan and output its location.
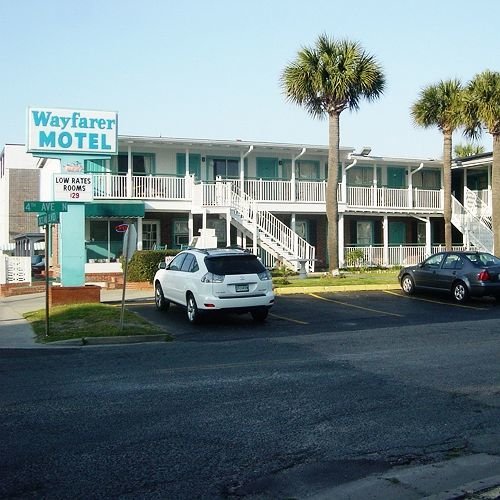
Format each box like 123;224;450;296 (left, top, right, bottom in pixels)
398;251;500;303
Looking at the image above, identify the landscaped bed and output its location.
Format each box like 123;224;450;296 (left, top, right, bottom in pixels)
24;303;172;343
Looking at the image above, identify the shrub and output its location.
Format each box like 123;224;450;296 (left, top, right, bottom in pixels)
271;265;294;285
126;250;180;283
344;249;365;269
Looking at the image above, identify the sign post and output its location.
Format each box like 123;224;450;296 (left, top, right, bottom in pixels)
25;200;69;336
119;224;137;331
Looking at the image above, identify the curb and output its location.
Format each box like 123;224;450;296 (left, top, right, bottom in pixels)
274;283;401;295
46;334;171;346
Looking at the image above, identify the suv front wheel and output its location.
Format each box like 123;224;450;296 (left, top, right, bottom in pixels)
155;282;169;311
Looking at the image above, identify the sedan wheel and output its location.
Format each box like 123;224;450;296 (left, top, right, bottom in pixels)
155;282;169;311
186;294;200;324
452;281;469;303
401;274;415;295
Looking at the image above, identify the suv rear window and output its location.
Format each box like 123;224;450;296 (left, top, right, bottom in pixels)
204;255;265;275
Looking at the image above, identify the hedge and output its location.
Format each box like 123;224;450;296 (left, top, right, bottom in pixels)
126;249;180;283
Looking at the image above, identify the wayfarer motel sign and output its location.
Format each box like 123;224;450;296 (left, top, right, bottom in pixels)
27;107;118;155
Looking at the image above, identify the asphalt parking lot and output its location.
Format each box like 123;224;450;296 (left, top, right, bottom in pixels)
129;289;500;342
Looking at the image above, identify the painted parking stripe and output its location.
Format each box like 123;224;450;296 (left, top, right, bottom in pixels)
383;290;490;310
269;313;309;325
308;293;403;318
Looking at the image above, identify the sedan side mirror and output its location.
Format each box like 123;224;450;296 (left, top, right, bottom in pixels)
158;262;167;270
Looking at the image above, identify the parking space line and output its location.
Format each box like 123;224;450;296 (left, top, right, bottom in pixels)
308;293;403;318
269;313;309;325
383;290;490;310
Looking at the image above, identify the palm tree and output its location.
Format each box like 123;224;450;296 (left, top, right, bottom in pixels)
411;80;464;251
462;70;500;253
454;142;485;158
281;34;385;273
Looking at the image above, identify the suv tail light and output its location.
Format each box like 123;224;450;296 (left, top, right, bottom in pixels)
477;270;490;282
201;272;224;283
258;270;272;281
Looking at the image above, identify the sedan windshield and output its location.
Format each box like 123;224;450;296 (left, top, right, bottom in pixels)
464;253;500;266
205;255;265;275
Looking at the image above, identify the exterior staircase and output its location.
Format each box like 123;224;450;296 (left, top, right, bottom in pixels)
451;194;493;253
228;184;316;272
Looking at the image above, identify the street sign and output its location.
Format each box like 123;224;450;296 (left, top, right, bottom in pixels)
38;212;60;226
24;201;68;213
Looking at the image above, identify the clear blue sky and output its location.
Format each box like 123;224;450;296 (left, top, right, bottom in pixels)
1;0;498;158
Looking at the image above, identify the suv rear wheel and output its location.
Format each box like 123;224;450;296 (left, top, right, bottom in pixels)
251;307;269;322
186;294;200;324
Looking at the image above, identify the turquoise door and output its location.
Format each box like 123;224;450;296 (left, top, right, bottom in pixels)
389;221;406;244
256;157;278;179
387;167;406;188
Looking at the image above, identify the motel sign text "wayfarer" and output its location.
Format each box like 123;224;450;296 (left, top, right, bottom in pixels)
27;108;118;155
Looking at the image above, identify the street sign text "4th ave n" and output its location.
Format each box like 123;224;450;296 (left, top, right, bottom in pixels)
24;201;68;213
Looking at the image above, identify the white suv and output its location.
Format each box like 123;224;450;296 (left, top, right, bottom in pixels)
153;248;275;323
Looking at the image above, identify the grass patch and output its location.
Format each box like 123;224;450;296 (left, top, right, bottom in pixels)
24;303;172;343
274;269;399;287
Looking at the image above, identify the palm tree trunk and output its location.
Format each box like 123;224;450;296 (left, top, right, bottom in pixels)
326;112;340;273
492;133;500;254
443;131;452;251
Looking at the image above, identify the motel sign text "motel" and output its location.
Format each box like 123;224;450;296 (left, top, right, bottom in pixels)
27;107;118;155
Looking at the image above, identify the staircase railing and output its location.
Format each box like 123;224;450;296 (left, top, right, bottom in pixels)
464;187;492;230
451;196;493;252
230;184;316;271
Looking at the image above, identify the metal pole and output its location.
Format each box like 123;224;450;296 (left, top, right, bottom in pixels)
45;223;50;337
119;231;129;331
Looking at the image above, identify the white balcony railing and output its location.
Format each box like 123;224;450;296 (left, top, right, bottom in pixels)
344;244;466;268
91;174;443;211
92;174;189;200
348;186;442;210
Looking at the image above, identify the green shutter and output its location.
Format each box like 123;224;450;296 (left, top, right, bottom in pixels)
389;221;406;244
387;167;406;188
176;153;201;180
176;153;186;176
256;157;278;179
84;159;107;173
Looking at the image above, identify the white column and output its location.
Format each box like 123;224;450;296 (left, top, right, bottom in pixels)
372;163;378;206
202;208;207;229
188;212;194;242
185;148;189;177
226;209;231;246
127;143;132;198
291;158;296;202
338;213;345;268
252;202;258;255
341;162;347;204
425;217;432;256
463;168;467;203
240;151;245;192
407;166;413;207
137;217;143;251
383;215;389;266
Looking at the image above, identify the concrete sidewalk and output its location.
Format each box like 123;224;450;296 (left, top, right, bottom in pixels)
0;289;154;349
309;454;500;500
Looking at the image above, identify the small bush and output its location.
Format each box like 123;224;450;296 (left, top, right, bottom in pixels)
271;265;294;285
344;249;365;269
126;250;180;283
